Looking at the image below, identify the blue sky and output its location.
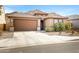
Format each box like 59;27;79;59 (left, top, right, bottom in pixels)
4;5;79;16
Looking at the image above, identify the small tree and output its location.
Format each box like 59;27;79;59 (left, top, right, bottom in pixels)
58;23;65;31
53;23;58;31
53;23;66;35
53;23;65;31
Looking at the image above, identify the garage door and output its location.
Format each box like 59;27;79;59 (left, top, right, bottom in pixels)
14;19;37;31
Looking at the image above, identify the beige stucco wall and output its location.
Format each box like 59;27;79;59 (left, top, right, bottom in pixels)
0;24;4;31
0;5;6;31
5;16;10;31
45;18;54;27
63;19;69;24
44;18;54;31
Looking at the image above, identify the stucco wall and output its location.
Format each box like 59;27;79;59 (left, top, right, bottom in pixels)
0;24;4;31
63;19;71;23
0;6;5;24
0;6;5;31
5;17;10;31
44;18;54;31
45;19;54;27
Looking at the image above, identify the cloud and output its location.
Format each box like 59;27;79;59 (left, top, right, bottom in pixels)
4;7;14;13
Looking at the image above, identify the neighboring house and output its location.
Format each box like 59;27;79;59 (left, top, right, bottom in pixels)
6;9;69;31
0;5;6;31
69;15;79;29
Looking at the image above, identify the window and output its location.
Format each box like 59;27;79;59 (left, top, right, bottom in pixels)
54;19;59;23
59;19;63;22
54;19;64;24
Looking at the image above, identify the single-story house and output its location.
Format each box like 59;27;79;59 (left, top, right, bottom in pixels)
5;9;69;31
0;5;6;31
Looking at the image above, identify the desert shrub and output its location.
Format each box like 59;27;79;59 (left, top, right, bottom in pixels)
45;22;72;32
65;22;72;30
53;23;58;31
53;23;65;31
58;22;65;31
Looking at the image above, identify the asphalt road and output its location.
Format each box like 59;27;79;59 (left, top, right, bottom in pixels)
0;41;79;53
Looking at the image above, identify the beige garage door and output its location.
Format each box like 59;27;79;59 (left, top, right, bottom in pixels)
14;19;37;31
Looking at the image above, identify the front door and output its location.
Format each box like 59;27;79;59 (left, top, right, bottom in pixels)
41;20;44;30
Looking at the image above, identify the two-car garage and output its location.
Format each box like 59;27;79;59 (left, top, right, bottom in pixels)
14;19;38;31
6;13;41;31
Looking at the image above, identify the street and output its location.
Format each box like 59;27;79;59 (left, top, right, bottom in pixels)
0;41;79;53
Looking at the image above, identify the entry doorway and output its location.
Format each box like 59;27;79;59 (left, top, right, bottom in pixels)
41;20;44;30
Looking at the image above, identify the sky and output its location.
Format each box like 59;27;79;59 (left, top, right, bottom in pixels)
4;5;79;16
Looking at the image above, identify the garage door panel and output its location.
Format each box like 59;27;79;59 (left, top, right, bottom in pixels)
14;19;37;31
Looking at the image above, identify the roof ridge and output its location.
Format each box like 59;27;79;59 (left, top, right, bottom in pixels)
26;9;47;13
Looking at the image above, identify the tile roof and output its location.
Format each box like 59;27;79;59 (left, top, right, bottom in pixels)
46;13;68;19
25;9;48;15
6;10;67;19
6;12;38;18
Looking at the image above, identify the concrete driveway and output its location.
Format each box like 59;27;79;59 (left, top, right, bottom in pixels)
0;31;79;49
